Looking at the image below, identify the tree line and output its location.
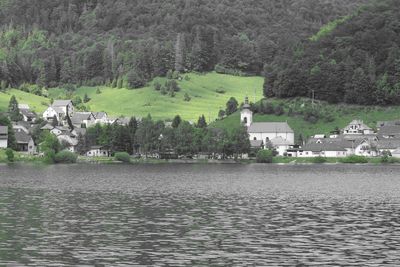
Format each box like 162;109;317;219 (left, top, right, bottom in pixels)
264;0;400;106
0;0;366;89
78;115;250;159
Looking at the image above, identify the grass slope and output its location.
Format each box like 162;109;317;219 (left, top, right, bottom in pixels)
212;98;400;138
49;72;264;121
0;89;49;113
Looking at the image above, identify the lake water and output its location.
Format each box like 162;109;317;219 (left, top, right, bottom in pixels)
1;163;400;266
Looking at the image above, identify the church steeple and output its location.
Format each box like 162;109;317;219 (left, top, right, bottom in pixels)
240;96;253;127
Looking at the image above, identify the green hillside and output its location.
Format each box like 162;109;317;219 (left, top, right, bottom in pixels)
0;89;49;113
212;98;400;139
49;73;264;121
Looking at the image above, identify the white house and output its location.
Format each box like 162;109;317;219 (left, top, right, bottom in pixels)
43;100;74;122
94;112;109;124
241;98;294;156
298;138;348;158
0;126;8;148
86;145;111;157
343;120;374;135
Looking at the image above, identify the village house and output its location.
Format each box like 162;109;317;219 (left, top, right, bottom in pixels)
43;100;74;123
377;125;400;139
93;112;109;124
298;142;348;158
343;120;374;135
0;126;8;148
71;112;96;128
86;145;111;157
14;130;36;154
18;104;37;122
241;97;294;156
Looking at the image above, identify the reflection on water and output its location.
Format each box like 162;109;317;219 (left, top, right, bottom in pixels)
1;164;400;266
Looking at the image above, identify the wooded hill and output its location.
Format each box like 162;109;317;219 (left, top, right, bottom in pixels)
264;0;400;105
0;0;366;89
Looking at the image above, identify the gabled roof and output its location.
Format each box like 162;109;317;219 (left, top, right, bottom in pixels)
378;126;400;136
20;109;36;118
270;136;292;146
71;112;94;124
377;120;400;128
0;125;8;135
248;122;293;134
52;100;72;107
302;142;347;152
41;124;54;130
15;131;32;144
376;139;400;150
94;112;107;119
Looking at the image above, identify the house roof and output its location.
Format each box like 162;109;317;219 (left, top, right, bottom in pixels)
377;120;400;128
302;142;347;152
376;139;400;150
0;126;8;135
94;112;107;119
378;126;400;136
20;109;36;118
52;100;72;107
270;136;292;146
90;145;109;150
71;112;94;124
41;124;54;130
248;122;293;134
15;131;32;144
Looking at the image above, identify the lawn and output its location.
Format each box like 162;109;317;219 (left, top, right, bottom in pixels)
212;98;400;138
0;89;49;113
48;72;264;121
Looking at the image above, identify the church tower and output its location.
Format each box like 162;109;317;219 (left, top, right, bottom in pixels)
240;96;253;127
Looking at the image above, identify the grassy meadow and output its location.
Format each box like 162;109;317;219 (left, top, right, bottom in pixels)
0;89;49;113
48;72;264;121
212;98;400;138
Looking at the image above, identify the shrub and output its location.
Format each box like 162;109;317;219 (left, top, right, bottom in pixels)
274;105;285;116
154;82;161;91
115;152;131;163
312;156;327;163
5;148;14;162
340;155;368;164
215;87;226;94
256;150;274;163
184;93;191;102
96;88;102;94
54;150;77;164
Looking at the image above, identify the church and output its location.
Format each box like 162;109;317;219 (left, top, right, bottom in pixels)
241;97;295;156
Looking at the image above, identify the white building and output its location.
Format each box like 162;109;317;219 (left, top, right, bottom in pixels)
43;100;74;122
0;126;8;148
94;112;109;124
343;120;374;135
71;112;96;128
86;146;111;157
241;98;294;156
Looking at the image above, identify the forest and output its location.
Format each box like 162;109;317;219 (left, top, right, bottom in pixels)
264;0;400;105
0;0;367;90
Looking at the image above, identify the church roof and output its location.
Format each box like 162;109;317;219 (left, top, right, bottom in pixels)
52;100;72;107
248;122;293;134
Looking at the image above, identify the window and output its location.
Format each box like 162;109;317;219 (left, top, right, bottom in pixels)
243;117;247;124
253;137;257;140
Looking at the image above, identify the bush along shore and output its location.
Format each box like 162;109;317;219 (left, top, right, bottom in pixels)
3;149;400;165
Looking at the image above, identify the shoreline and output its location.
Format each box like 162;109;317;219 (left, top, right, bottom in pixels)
2;155;400;166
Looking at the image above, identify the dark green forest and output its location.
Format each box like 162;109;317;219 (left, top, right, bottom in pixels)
0;0;366;89
264;0;400;105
